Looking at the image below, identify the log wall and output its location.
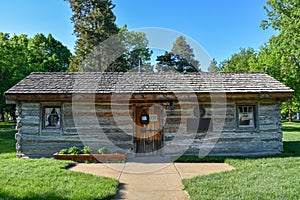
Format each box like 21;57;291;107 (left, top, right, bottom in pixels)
15;98;283;158
16;102;134;158
185;100;283;156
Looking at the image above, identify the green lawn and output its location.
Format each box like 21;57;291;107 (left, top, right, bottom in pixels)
0;121;118;200
0;120;16;129
183;121;300;200
1;121;300;199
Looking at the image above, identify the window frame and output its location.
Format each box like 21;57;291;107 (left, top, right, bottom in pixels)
236;104;258;130
42;105;62;130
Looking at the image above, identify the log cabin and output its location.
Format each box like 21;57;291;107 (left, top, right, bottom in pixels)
5;72;293;158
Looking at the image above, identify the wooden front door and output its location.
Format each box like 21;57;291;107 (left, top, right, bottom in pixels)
135;105;163;155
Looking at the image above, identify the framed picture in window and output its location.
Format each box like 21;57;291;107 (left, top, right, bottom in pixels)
43;107;61;129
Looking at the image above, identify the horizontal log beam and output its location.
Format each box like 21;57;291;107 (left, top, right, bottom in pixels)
5;91;293;103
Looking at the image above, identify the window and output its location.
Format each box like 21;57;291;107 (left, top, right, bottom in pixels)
43;106;61;129
238;105;256;129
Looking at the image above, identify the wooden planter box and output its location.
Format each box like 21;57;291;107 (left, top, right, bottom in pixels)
53;153;126;163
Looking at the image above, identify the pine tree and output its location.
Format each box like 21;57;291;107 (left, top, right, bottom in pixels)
66;0;119;71
171;36;200;72
156;51;176;72
156;36;200;72
208;58;219;72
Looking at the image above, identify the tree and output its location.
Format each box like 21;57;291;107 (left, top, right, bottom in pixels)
156;36;200;73
156;52;176;72
208;58;219;72
105;28;153;72
76;25;153;72
0;33;71;121
66;1;153;72
261;0;300;121
220;48;259;72
215;0;300;121
0;33;34;121
28;34;71;72
171;36;200;72
123;48;153;72
66;0;119;72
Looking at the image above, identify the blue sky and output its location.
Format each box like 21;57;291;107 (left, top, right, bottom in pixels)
0;0;277;70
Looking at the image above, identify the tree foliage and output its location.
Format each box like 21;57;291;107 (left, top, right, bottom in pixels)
104;28;153;72
66;0;119;71
156;36;200;72
220;0;300;118
0;33;71;121
156;52;176;72
220;48;259;72
28;34;71;72
261;0;300;115
171;36;200;70
208;58;219;72
66;0;152;72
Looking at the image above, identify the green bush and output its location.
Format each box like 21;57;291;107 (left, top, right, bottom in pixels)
82;146;92;154
58;149;69;154
98;147;108;154
68;146;81;155
115;150;122;154
58;146;93;155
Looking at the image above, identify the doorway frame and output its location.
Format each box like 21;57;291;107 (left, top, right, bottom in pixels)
133;103;164;156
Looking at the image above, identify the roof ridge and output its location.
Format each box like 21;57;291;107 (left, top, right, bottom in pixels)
28;71;268;75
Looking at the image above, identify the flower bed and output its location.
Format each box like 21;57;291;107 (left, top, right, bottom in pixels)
53;146;126;163
53;153;126;163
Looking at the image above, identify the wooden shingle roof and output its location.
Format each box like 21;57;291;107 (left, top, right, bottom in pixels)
5;72;294;102
5;72;293;94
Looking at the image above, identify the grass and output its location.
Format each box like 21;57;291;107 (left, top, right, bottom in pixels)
1;120;299;199
182;121;300;200
0;120;16;129
282;121;300;156
0;121;118;200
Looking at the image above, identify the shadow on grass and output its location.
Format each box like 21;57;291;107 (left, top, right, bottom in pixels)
0;191;116;200
282;141;300;157
175;141;300;163
0;130;16;154
282;126;300;133
113;183;126;200
177;121;300;163
0;120;16;129
0;192;68;200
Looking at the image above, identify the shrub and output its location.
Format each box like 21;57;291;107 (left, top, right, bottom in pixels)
58;149;69;155
115;150;122;154
68;146;81;155
82;146;92;154
98;147;108;154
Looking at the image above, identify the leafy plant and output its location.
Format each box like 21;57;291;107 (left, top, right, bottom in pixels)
115;150;122;154
68;146;81;155
58;149;69;155
82;146;92;154
98;147;108;154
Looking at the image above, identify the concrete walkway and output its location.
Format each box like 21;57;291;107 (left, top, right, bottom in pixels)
70;161;234;200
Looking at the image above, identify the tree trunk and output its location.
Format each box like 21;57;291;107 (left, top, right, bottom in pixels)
10;110;16;121
288;105;292;122
0;108;4;122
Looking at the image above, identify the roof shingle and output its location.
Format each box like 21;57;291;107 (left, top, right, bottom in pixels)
5;72;294;95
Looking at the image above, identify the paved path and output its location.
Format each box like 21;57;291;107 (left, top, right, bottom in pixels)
70;161;234;200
